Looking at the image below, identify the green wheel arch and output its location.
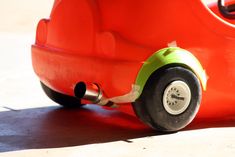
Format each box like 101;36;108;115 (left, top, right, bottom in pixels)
135;47;207;98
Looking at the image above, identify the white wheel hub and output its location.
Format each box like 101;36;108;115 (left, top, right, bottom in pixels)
163;81;191;115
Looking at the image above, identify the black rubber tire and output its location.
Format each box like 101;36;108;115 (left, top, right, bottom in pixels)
132;66;202;132
41;82;83;108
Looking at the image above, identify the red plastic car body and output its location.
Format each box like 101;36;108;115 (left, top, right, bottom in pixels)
32;0;235;131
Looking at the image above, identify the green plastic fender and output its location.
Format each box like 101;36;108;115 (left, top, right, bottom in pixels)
135;47;207;98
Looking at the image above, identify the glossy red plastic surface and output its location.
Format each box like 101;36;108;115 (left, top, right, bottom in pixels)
32;0;235;118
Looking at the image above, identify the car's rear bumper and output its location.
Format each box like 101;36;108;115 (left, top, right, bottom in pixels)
31;45;142;98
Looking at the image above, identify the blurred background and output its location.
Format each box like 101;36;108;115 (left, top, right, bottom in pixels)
0;0;53;33
0;0;54;110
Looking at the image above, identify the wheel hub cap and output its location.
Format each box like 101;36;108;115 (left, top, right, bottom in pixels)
163;81;191;115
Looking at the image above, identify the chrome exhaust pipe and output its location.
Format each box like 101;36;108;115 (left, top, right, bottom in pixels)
74;82;115;107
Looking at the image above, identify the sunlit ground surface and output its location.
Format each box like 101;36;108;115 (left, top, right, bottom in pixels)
0;0;235;156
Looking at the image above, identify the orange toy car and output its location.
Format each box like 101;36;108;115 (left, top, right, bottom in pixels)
32;0;235;132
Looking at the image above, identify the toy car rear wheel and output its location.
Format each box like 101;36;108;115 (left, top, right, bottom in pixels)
132;66;202;132
41;82;83;108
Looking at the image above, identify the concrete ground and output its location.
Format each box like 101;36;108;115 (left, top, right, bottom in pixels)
0;0;235;156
